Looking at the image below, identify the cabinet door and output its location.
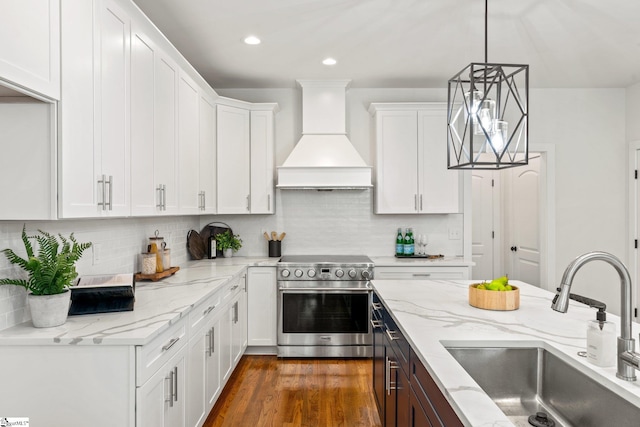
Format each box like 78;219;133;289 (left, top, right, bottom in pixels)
247;267;277;346
154;54;179;214
231;291;247;365
0;0;60;100
217;104;250;214
219;302;233;382
130;25;157;216
95;0;130;216
137;346;186;427
205;317;222;408
59;0;98;218
410;386;435;427
374;110;419;214
178;72;201;214
199;92;217;214
418;107;459;213
186;326;207;427
250;110;275;214
372;299;386;418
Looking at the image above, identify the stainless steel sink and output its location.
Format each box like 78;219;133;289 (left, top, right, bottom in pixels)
446;346;640;427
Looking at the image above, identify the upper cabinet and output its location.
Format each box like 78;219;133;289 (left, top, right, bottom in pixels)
0;0;60;100
178;72;202;215
199;92;217;215
217;99;278;215
59;0;131;218
370;103;460;214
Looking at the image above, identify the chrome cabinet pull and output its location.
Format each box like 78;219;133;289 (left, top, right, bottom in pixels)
106;175;113;210
162;185;167;210
202;191;206;210
97;175;106;210
173;366;178;402
267;194;271;211
385;329;399;341
162;337;180;352
230;284;239;291
372;302;382;311
233;301;239;323
389;360;398;391
210;326;215;356
156;184;163;210
370;319;383;328
412;273;432;277
385;356;391;395
420;194;423;211
166;370;174;407
203;305;215;316
414;194;418;211
246;194;250;211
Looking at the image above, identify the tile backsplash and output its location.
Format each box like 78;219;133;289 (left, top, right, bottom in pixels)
0;191;462;330
0;216;198;329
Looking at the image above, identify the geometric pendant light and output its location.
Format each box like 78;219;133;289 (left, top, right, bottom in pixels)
447;0;529;169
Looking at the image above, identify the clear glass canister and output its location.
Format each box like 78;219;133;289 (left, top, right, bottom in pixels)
140;253;156;275
163;248;171;270
148;230;166;273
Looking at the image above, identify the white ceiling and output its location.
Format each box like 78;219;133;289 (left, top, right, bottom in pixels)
132;0;640;89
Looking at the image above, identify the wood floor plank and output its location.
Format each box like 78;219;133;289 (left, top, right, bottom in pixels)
204;356;382;427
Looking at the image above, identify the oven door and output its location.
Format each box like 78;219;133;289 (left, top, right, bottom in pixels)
278;282;372;347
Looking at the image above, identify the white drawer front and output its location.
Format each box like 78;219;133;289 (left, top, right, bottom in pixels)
188;290;222;335
136;318;187;386
375;266;469;280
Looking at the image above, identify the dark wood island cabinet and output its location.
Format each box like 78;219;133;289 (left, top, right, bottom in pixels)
372;292;463;427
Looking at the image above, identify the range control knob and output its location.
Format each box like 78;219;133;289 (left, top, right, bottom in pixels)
362;270;372;280
294;269;303;278
307;269;317;278
335;269;344;278
348;269;357;279
281;269;290;278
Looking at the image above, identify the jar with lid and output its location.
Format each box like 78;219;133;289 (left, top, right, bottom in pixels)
148;230;166;273
140;253;156;275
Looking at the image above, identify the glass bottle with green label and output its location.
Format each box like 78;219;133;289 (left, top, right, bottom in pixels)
396;228;404;256
403;228;415;256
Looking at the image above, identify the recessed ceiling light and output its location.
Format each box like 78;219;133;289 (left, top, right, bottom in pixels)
244;36;261;45
322;58;337;66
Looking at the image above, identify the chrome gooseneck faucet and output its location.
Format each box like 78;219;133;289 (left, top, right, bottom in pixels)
551;251;640;381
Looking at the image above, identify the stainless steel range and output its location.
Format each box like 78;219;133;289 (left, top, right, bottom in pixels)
277;255;374;358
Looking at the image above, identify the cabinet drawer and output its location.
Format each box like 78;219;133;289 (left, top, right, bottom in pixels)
188;290;222;335
376;266;469;280
136;318;187;386
220;275;242;302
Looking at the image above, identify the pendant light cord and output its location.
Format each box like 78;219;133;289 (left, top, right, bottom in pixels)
484;0;488;64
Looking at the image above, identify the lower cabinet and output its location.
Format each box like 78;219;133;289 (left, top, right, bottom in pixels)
137;342;187;427
373;292;463;427
247;267;277;349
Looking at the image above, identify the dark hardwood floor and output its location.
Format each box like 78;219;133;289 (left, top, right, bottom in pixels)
203;355;382;427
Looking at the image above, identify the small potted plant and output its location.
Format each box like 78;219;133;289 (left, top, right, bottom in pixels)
216;230;242;258
0;226;92;327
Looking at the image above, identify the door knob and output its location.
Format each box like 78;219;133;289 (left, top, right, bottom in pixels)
511;246;518;252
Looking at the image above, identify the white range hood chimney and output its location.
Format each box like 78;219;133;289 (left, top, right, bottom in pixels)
277;80;372;189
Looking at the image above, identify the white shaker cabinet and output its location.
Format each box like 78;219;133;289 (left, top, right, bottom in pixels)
199;92;217;214
59;0;131;218
217;99;278;214
250;106;278;214
137;343;187;427
370;103;460;214
217;102;251;214
0;0;60;100
247;267;277;348
178;71;201;214
130;31;179;216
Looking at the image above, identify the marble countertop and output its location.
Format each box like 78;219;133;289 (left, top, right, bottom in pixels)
371;256;472;267
0;257;275;346
372;279;640;426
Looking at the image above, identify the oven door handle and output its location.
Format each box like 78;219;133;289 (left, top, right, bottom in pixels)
278;287;371;292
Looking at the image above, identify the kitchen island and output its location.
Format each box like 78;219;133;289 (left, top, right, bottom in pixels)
372;279;640;426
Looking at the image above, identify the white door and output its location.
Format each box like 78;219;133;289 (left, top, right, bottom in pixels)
471;170;500;281
178;72;201;214
505;156;541;286
217;104;250;214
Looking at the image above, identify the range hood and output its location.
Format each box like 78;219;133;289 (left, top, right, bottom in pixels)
277;80;372;189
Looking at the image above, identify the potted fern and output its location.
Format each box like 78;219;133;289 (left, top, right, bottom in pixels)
0;226;92;327
216;230;242;258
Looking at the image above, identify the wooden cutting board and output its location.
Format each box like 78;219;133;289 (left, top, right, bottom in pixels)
187;230;206;260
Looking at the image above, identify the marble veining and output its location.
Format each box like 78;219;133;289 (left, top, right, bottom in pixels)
372;279;640;426
0;258;275;346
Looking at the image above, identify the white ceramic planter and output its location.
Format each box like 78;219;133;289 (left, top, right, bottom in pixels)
223;248;233;258
28;290;71;328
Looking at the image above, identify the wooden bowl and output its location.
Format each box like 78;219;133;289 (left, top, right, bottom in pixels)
468;284;520;311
